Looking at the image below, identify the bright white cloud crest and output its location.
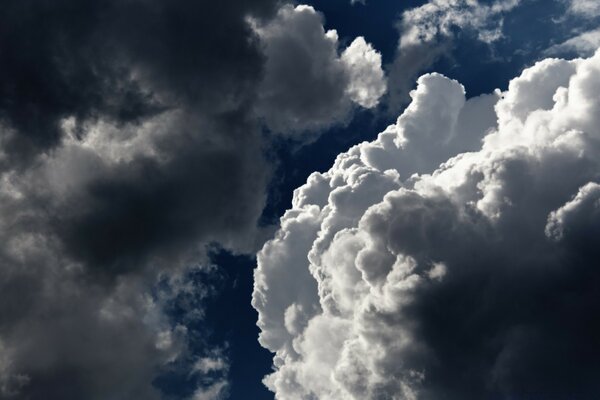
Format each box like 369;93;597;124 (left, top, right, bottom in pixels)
253;50;600;398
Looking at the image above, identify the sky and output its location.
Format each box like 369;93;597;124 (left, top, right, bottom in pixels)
1;1;600;399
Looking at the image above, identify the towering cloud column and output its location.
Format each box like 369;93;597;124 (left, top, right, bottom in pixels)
254;50;600;399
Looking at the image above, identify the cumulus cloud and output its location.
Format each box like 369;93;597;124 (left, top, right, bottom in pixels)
0;113;258;397
254;49;600;398
252;4;387;134
388;0;520;111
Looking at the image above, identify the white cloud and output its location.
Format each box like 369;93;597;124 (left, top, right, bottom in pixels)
568;0;600;17
190;350;230;400
254;49;600;398
251;4;387;134
399;0;520;48
545;27;600;56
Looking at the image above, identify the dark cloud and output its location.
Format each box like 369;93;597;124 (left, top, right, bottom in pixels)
0;0;280;398
53;114;268;276
0;0;276;161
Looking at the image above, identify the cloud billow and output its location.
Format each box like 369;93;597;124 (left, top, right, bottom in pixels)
254;50;600;399
252;4;387;134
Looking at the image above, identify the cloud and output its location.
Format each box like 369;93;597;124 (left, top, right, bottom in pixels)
0;0;387;396
251;4;386;134
545;27;600;56
190;349;230;400
191;380;229;400
0;0;276;165
254;49;600;398
388;0;520;111
399;0;520;48
568;0;600;17
0;0;284;398
341;37;388;109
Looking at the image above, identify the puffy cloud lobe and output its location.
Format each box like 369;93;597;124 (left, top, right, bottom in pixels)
341;37;388;109
254;50;600;398
545;182;600;243
0;0;387;396
252;5;387;133
568;0;600;17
